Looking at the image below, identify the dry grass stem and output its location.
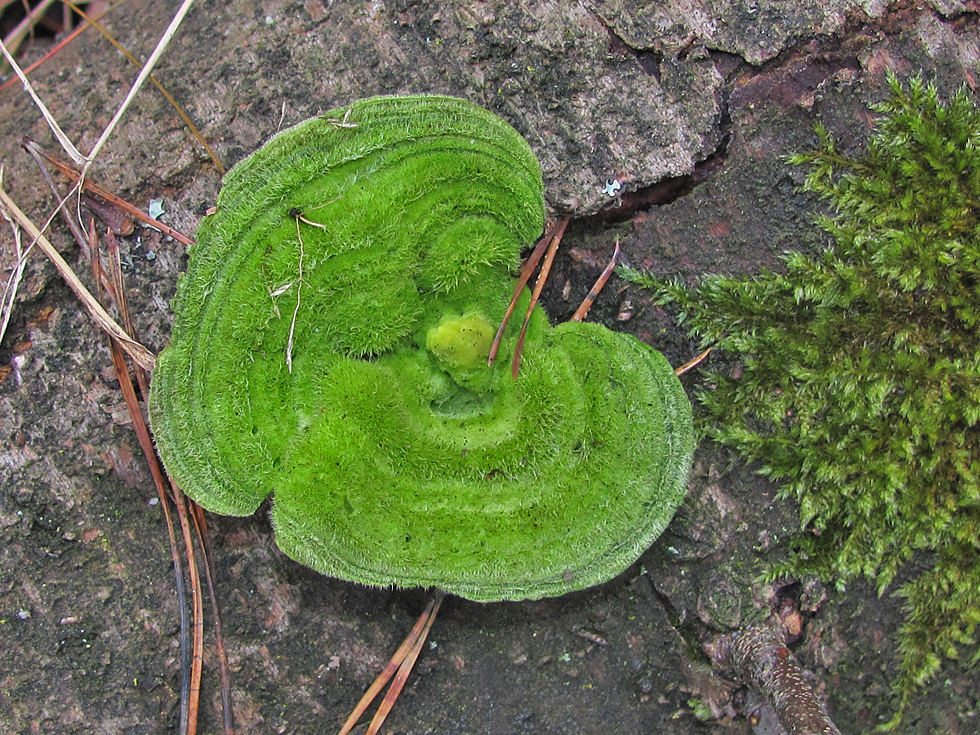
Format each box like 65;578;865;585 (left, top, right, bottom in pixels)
62;0;225;173
0;34;87;164
1;0;60;59
0;185;155;369
0;175;31;346
81;0;196;173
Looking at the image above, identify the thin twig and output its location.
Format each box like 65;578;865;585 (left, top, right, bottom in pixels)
104;231;150;395
103;231;204;735
171;482;205;735
25;140;90;246
708;619;842;735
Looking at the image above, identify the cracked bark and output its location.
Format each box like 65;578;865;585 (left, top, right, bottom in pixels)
4;1;980;733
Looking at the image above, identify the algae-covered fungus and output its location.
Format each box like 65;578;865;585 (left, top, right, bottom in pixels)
149;95;694;603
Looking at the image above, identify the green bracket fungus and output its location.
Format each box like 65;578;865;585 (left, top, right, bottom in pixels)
149;95;694;602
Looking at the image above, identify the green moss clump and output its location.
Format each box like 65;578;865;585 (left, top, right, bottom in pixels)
624;76;980;712
150;95;694;602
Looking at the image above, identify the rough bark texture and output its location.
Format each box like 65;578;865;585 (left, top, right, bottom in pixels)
2;1;980;734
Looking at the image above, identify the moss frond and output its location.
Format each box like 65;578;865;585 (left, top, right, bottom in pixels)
625;75;980;709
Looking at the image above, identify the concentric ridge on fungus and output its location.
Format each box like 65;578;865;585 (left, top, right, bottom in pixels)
149;95;694;602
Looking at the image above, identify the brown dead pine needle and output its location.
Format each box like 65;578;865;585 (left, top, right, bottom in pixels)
98;224;235;735
338;591;445;735
674;345;713;376
100;233;204;734
23;139;195;245
488;216;570;377
191;501;236;735
569;240;621;322
86;222;201;735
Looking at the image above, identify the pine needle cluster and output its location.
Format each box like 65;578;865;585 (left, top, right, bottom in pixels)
624;75;980;710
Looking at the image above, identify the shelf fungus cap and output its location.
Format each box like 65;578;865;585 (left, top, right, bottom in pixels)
149;95;694;602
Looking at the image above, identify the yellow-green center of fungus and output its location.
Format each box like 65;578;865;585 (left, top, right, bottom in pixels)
426;314;494;370
148;95;694;602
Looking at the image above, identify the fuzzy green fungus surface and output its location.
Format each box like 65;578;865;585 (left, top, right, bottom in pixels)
149;95;694;602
